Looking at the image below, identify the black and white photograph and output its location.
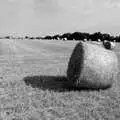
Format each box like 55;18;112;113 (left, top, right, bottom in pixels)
0;0;120;119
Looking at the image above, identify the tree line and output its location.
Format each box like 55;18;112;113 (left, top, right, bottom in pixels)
43;32;120;42
1;32;120;42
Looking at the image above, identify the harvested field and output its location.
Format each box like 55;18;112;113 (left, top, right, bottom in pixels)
0;39;120;120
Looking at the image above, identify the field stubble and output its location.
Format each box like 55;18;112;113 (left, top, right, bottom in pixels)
0;39;120;120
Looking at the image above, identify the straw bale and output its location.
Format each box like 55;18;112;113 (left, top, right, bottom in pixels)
67;42;119;89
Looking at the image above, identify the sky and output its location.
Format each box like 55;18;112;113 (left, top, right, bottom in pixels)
0;0;120;36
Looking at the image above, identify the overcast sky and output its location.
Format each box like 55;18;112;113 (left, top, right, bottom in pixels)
0;0;120;36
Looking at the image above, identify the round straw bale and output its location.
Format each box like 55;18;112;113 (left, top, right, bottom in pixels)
67;42;119;89
103;41;115;50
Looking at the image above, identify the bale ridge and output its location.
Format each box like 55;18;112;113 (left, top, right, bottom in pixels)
67;42;119;89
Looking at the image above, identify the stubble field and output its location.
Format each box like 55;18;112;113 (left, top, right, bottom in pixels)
0;39;120;120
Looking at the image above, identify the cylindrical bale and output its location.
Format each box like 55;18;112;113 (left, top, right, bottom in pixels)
103;41;115;50
67;42;119;89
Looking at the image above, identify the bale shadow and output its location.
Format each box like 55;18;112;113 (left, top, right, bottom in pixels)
23;75;107;92
23;75;72;92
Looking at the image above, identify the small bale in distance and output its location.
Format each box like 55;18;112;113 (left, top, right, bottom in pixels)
103;40;115;50
67;41;119;89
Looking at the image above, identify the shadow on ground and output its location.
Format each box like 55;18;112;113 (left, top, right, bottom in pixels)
23;75;73;92
23;75;107;92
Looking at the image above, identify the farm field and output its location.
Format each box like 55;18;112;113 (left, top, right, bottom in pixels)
0;39;120;120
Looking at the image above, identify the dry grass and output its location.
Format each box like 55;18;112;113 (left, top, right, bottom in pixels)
67;41;119;89
0;39;120;120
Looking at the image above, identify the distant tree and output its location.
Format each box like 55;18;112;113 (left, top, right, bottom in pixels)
43;36;52;40
5;36;10;39
102;33;111;41
90;32;103;41
35;37;42;40
70;32;85;40
82;32;90;40
115;36;120;42
109;35;116;42
29;37;34;40
61;33;72;40
25;36;29;39
52;34;60;40
117;36;120;42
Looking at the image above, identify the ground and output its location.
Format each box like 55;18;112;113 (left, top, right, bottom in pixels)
0;39;120;120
